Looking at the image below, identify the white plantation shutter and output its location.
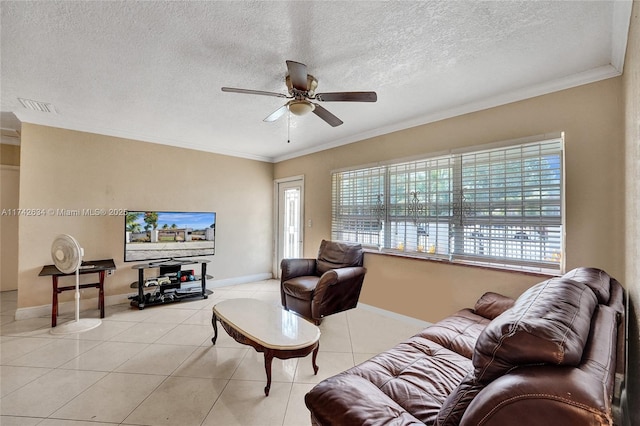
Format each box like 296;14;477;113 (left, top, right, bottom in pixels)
331;135;564;273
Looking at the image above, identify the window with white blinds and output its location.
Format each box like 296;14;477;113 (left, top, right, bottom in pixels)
331;136;564;273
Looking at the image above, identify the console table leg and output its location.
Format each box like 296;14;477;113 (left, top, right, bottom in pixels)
264;350;274;396
51;276;58;327
211;313;218;345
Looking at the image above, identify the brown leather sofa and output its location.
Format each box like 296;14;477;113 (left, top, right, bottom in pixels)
305;267;625;425
280;240;366;324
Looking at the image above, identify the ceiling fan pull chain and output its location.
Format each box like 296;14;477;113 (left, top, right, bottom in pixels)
287;110;291;143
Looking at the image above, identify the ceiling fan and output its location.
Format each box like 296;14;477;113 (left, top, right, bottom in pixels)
221;60;377;127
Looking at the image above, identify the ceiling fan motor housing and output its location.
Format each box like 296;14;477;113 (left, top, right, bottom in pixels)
286;74;318;97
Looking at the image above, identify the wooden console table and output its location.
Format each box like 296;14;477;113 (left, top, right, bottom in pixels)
39;258;115;327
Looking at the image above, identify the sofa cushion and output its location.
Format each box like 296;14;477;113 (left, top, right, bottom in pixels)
473;292;515;320
473;277;598;384
420;309;491;359
315;239;363;275
307;336;473;424
563;267;611;304
305;375;425;426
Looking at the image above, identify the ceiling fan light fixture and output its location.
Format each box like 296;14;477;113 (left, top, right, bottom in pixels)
287;100;315;116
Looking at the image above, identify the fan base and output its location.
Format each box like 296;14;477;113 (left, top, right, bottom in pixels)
50;318;102;335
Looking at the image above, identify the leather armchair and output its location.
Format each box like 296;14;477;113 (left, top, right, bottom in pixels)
280;240;367;324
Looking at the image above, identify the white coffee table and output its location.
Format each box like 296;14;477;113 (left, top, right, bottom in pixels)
211;298;321;396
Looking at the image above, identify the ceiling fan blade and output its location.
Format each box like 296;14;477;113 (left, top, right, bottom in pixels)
312;104;343;127
286;60;308;91
316;91;377;102
263;105;288;122
221;87;287;98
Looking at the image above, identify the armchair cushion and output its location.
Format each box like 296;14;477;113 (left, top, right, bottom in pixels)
282;276;318;300
316;240;363;275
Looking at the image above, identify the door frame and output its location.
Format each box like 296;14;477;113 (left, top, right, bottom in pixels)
273;175;305;278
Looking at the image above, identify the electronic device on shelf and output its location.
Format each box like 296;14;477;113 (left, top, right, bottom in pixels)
124;211;216;263
144;278;158;287
128;258;212;309
157;276;172;286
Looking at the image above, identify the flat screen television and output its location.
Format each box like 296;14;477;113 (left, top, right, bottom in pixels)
124;211;216;263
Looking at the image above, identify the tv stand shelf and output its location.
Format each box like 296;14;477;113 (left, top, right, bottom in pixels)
129;259;211;309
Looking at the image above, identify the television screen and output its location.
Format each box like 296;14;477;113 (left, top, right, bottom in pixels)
124;211;216;262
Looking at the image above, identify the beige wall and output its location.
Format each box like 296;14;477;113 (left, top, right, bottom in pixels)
275;77;625;323
17;124;274;310
623;1;639;420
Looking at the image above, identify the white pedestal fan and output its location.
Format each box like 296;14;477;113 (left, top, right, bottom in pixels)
50;234;102;334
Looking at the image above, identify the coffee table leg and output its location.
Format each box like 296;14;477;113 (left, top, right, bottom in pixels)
312;343;319;375
211;312;218;345
264;350;274;396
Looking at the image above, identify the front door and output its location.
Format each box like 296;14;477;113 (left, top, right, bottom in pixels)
274;176;304;278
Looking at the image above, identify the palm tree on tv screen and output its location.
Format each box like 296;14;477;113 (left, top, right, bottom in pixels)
125;212;142;233
144;212;158;231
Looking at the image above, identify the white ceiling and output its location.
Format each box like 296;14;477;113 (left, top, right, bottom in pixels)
0;1;632;162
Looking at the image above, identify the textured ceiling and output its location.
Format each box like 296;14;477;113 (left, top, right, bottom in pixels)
0;1;632;162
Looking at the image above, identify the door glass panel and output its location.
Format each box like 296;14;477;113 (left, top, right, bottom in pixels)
283;187;301;259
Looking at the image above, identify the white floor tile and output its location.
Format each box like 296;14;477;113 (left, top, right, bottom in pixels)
283;383;316;426
0;416;43;426
201;379;291;426
5;338;100;368
155;323;213;346
51;372;165;423
0;365;51;397
108;321;177;343
0;283;429;425
0;368;106;417
115;344;198;375
293;351;355;384
231;350;299;384
124;376;227;426
0;336;56;363
59;341;149;371
171;346;248;379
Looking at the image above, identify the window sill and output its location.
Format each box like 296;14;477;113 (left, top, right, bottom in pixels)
362;249;559;279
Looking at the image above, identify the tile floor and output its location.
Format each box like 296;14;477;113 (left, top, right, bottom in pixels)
0;280;424;426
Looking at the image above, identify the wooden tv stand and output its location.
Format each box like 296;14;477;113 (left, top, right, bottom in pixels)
129;259;211;309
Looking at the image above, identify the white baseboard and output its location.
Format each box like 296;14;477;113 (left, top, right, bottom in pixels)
206;273;273;289
14;273;274;320
357;302;432;328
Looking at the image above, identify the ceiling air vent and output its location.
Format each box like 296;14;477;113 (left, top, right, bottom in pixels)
18;97;56;113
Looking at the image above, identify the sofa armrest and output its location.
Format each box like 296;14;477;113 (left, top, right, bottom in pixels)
473;292;515;320
305;374;424;426
460;367;614;426
280;258;316;282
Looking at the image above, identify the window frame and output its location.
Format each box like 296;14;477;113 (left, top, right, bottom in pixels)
331;134;565;274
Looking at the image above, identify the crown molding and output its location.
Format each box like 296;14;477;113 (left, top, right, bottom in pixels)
273;64;622;163
12;110;274;163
